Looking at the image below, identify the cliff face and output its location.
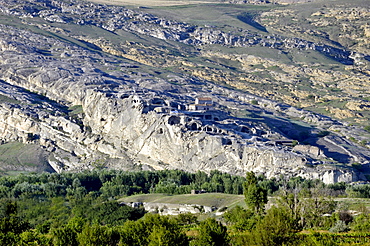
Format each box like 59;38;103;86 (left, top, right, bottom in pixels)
0;75;359;183
0;0;369;183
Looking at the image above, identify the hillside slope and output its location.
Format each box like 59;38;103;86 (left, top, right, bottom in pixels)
0;0;369;183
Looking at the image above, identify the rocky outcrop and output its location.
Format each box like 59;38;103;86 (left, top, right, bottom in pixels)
259;6;370;59
0;23;367;183
123;202;217;215
0;1;369;184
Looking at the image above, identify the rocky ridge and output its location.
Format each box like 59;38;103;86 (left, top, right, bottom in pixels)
0;23;368;183
7;0;367;127
2;0;370;125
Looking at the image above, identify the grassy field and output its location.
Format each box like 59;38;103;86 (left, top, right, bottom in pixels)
90;0;276;32
119;193;246;208
334;198;370;212
119;193;370;214
0;142;54;175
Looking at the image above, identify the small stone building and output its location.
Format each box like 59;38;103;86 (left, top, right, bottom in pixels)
188;97;214;111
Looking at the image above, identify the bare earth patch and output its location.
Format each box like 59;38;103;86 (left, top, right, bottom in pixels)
88;0;218;7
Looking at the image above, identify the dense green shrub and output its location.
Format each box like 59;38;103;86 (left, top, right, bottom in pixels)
329;220;349;233
78;224;119;246
120;214;188;246
346;184;370;198
223;206;257;231
193;218;229;246
351;213;370;232
251;206;297;246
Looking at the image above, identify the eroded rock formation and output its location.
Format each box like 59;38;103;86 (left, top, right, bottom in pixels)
0;0;369;183
0;22;368;183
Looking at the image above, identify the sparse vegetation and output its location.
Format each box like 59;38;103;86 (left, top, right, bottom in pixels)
0;94;21;104
317;130;330;137
68;105;84;116
364;125;370;133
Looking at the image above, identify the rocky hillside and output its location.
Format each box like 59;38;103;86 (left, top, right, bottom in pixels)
0;0;369;183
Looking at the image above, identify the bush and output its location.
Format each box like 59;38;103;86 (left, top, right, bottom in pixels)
364;125;370;133
251;206;297;246
299;232;339;246
338;211;353;225
223;206;257;231
329;220;349;233
77;224;119;246
193;218;229;246
120;214;188;246
351;214;370;232
317;131;330;137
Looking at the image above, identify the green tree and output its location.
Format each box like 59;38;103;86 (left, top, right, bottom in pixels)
120;214;188;246
19;230;52;246
0;200;30;246
346;184;370;198
194;218;229;246
0;200;30;235
243;172;268;214
0;231;18;246
175;213;198;226
252;206;297;246
77;224;119;246
300;196;336;229
51;226;78;246
67;217;85;233
86;200;145;226
351;213;370;232
223;205;257;231
148;224;189;246
276;192;302;229
0;185;10;198
277;189;336;230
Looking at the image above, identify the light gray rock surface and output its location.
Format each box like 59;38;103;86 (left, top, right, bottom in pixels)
0;1;369;183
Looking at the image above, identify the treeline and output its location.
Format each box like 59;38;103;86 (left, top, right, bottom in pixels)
0;169;237;245
0;169;246;199
0;199;229;246
1;169;370;245
0;169;369;201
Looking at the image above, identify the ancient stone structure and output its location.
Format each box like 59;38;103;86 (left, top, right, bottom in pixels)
0;0;369;183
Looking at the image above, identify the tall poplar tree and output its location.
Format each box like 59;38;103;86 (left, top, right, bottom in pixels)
243;172;268;214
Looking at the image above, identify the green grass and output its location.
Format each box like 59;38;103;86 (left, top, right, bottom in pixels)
119;193;370;212
334;198;370;211
146;3;275;31
0;142;52;173
0;170;34;176
0;94;21;104
68;105;84;115
119;193;245;208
